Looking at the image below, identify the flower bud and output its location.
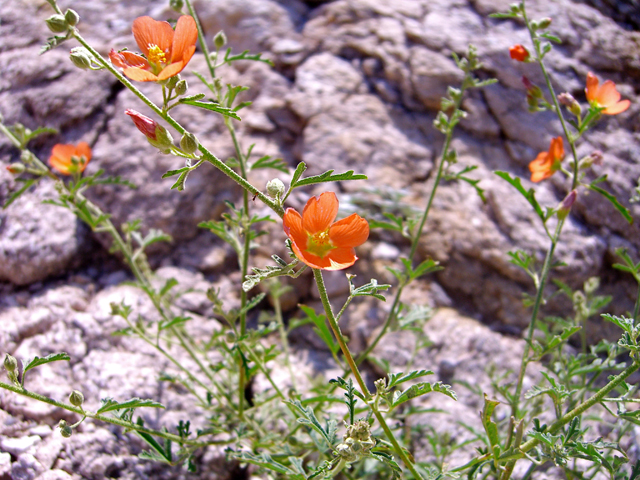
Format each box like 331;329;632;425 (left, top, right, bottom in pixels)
579;150;603;170
557;93;581;117
166;75;181;90
179;132;198;155
266;178;285;199
509;44;529;62
170;0;185;12
46;14;69;33
69;390;84;407
4;354;17;373
64;9;80;27
557;189;577;220
225;331;236;343
60;425;73;438
6;163;25;175
125;109;174;153
537;17;552;29
213;31;227;49
175;79;188;96
69;47;93;70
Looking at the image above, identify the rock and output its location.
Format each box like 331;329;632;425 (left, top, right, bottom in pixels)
0;435;41;456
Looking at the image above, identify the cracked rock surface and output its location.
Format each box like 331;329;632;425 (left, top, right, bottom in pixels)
1;0;639;477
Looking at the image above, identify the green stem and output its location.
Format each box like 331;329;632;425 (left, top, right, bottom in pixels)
184;0;217;79
633;282;640;323
511;219;564;419
0;381;228;447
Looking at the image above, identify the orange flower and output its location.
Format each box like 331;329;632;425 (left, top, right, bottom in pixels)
529;137;564;183
509;44;529;62
49;142;91;175
585;72;630;115
109;15;197;82
283;192;369;270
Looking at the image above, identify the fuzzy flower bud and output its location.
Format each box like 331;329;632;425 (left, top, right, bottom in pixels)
509;44;529;62
64;9;80;27
166;75;181;90
46;14;69;33
179;132;198;155
579;150;604;170
69;390;84;407
6;163;25;175
213;31;227;49
175;79;188;96
266;178;285;199
536;17;552;29
557;92;581;117
170;0;185;12
125;109;174;153
557;189;577;220
4;354;17;373
69;47;93;70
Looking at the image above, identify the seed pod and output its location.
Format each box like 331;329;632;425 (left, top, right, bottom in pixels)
69;47;93;70
46;14;69;33
213;31;227;49
65;9;80;27
69;390;84;407
175;79;188;96
180;132;198;155
3;354;17;373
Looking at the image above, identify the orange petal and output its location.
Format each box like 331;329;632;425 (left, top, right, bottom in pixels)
585;72;598;103
529;152;550;171
324;247;358;270
595;80;621;107
157;61;185;81
302;192;339;234
123;67;159;82
132;16;174;56
171;15;198;63
290;242;331;269
549;136;564;161
76;142;92;162
283;208;307;249
603;99;630;115
110;50;149;69
329;213;369;248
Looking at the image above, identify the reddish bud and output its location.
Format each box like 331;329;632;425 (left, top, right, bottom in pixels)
6;163;25;175
557;189;577;220
509;44;529;62
125;109;158;141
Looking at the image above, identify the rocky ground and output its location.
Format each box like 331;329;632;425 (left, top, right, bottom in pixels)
1;0;639;478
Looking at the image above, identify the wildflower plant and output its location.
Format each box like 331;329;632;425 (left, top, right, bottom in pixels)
0;0;639;479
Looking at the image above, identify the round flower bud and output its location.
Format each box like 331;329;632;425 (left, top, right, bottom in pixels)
225;331;236;343
175;79;188;96
46;14;69;33
60;425;73;438
64;9;80;27
213;31;227;49
69;390;84;407
6;163;25;175
69;47;93;70
166;75;181;90
180;132;198;155
4;354;18;373
266;178;285;199
170;0;185;12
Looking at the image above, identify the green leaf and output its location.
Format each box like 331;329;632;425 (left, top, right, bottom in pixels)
588;178;633;224
370;451;402;479
97;397;165;414
288;399;337;449
250;155;289;173
22;353;70;379
400;258;443;281
223;48;274;67
481;394;501;461
290;162;307;187
3;178;37;209
540;32;561;44
387;369;434;388
391;381;457;407
299;305;339;354
178;98;241;120
199;220;242;255
601;313;635;335
162;167;190;179
347;275;391;301
292;168;367;188
170;170;190;191
495;171;545;222
158;315;191;331
242;256;305;291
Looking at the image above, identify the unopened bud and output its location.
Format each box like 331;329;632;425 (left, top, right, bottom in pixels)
175;79;188;96
6;163;25;175
537;17;552;29
522;76;542;98
579;150;603;170
266;178;285;199
69;390;84;407
64;9;80;27
225;331;236;343
166;75;181;90
179;132;198;155
125;109;174;153
170;0;185;12
60;425;73;438
69;47;93;70
557;93;581;116
46;14;69;33
4;354;17;373
213;31;227;49
557;189;577;220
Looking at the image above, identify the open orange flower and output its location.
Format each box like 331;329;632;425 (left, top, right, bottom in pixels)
109;15;197;82
585;72;630;115
283;192;369;270
49;142;91;175
529;136;564;183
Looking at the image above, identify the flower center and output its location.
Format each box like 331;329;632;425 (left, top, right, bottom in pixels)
306;230;335;258
147;44;168;69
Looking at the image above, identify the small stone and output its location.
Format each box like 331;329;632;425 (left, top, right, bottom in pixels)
1;435;41;456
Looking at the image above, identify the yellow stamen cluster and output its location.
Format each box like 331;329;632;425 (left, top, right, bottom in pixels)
306;230;335;258
147;44;167;67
